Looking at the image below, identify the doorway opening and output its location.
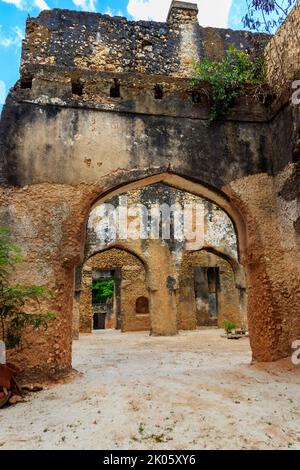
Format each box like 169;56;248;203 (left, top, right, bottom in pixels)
75;248;150;336
178;249;243;331
92;270;115;330
91;268;121;331
193;266;220;327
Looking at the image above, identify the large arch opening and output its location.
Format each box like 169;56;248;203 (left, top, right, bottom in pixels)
73;173;249;350
86;173;247;262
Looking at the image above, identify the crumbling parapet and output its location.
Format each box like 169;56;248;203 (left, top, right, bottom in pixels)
265;1;300;90
20;4;266;81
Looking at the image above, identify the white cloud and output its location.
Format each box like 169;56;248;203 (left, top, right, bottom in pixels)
1;0;25;8
105;6;123;17
33;0;50;10
0;0;50;10
0;26;24;47
127;0;233;28
198;0;232;28
127;0;169;21
0;80;6;105
72;0;97;12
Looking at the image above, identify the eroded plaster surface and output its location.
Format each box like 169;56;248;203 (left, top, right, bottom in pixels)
0;2;299;376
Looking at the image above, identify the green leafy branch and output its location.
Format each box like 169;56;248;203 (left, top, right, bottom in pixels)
92;279;114;304
0;228;55;349
192;45;266;123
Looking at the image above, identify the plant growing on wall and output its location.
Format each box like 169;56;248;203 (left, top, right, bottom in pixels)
193;45;265;122
0;228;55;350
92;279;114;304
243;0;296;33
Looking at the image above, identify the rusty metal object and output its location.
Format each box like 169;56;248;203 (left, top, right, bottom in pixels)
0;363;21;408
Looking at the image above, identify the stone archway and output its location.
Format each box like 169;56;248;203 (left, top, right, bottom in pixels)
74;247;150;337
3;172;293;377
79;174;247;341
87;173;247;261
177;249;246;331
62;171;297;365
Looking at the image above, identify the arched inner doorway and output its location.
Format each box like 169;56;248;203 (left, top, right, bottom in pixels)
74;248;150;336
178;249;245;331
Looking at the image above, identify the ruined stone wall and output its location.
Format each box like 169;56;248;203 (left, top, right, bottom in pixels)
78;249;150;334
72;266;82;339
1;170;299;374
0;97;275;188
0;3;270;188
20;4;266;80
0;3;299;377
227;168;300;362
0;183;99;378
265;2;300;90
79;267;93;333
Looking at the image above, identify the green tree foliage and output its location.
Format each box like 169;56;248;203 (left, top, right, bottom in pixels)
92;279;114;304
0;228;55;349
193;45;265;123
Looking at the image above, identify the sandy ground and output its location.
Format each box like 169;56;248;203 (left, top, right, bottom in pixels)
0;329;300;450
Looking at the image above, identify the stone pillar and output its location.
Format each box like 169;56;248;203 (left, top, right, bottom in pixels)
238;288;248;330
167;0;199;23
177;268;197;330
72;265;83;340
194;267;210;325
72;292;80;340
147;242;178;336
79;267;93;333
167;1;200;77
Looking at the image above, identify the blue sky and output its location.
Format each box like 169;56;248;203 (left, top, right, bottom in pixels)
0;0;289;108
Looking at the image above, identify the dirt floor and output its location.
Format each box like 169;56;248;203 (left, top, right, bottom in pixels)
1;329;300;450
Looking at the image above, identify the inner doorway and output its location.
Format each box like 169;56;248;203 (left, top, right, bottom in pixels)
178;250;242;331
76;248;150;336
193;267;220;327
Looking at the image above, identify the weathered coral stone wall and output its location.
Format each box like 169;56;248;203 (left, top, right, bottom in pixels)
0;2;299;376
229;169;300;362
20;2;266;79
265;2;300;90
0;183;100;377
79;267;93;333
78;249;150;334
178;251;242;330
